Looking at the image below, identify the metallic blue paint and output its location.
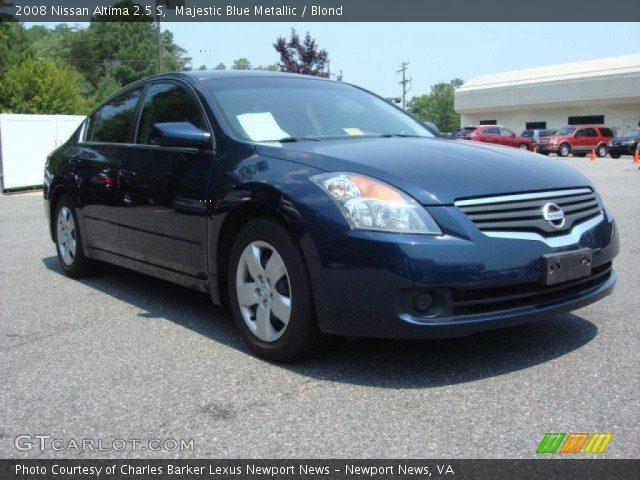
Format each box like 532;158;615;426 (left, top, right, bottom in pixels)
44;72;618;340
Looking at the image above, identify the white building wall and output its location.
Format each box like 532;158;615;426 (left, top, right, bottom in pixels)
460;103;640;136
0;114;85;191
455;55;640;136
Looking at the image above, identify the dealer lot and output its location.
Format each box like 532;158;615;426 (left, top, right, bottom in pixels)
0;157;638;459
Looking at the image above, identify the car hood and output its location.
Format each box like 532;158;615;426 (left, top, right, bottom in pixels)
255;137;593;205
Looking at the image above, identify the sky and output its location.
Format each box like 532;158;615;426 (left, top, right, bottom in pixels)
29;22;640;98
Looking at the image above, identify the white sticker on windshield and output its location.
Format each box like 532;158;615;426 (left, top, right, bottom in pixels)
237;112;289;142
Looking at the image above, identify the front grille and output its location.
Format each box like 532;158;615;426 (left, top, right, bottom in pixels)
455;188;602;236
451;262;612;316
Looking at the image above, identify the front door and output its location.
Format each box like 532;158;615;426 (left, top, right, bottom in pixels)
118;82;214;277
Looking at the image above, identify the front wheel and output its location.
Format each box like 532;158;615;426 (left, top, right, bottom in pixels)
557;143;571;157
228;217;319;361
54;195;100;277
518;143;529;151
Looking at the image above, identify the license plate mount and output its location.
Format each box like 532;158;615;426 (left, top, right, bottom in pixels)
543;248;593;286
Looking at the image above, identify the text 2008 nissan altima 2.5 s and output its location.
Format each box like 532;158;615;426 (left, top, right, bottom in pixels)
44;71;619;361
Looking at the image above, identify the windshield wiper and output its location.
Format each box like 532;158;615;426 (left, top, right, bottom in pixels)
267;136;322;143
379;133;425;138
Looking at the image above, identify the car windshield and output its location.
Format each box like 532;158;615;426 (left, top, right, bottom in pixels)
202;76;434;142
555;127;576;136
623;129;640;138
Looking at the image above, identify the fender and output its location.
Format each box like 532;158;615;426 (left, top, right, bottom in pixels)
205;153;333;329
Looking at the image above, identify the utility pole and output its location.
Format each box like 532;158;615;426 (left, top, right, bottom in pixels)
396;61;411;110
155;0;185;73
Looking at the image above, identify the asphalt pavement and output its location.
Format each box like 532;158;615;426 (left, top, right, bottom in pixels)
1;157;638;459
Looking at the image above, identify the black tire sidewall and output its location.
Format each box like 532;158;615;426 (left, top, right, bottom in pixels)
228;217;318;361
54;195;93;277
597;145;607;157
558;144;570;157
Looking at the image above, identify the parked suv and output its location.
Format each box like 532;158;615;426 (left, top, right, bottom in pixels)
521;129;556;149
458;125;533;151
608;128;640;158
536;126;613;157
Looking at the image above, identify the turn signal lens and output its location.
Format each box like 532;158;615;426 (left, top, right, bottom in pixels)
311;172;442;235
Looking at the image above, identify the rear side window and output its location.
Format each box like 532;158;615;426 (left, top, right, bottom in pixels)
584;128;597;137
484;127;500;135
598;128;613;137
136;83;207;145
91;88;143;143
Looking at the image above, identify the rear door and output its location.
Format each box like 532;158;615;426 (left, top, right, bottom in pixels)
73;87;143;254
118;81;214;277
583;128;598;150
483;126;501;144
499;127;517;147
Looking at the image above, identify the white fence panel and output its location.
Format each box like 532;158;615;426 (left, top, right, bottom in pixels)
0;114;85;191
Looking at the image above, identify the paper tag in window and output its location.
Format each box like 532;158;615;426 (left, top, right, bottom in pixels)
237;112;289;141
343;128;364;136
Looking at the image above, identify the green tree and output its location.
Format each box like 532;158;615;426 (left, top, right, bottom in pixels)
232;58;252;70
0;21;34;77
273;29;329;77
65;5;190;94
408;78;464;133
0;60;89;114
254;64;279;72
197;64;207;71
214;62;226;70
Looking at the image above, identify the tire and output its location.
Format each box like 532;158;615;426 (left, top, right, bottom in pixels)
610;153;621;159
228;217;319;361
54;195;100;277
574;153;587;157
597;144;607;158
518;143;529;151
557;143;571;157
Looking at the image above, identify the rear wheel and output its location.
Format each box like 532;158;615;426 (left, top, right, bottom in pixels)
558;143;571;157
228;217;319;361
54;195;100;277
596;144;607;158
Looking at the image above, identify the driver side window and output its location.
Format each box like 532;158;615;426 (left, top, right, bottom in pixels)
136;82;207;145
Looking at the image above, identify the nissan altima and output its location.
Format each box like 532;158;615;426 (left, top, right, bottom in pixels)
44;71;618;361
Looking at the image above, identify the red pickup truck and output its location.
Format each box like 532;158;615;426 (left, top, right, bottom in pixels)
536;125;614;157
457;125;533;151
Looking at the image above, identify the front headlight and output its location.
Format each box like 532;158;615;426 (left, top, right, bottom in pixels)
310;172;442;235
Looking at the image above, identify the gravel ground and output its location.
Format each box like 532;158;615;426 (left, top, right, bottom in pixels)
0;157;638;459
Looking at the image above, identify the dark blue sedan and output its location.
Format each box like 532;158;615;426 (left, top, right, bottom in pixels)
44;71;618;361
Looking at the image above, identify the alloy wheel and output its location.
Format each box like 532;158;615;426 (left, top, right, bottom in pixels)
235;241;292;342
56;206;77;266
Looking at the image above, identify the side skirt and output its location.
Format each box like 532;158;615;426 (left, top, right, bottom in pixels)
85;246;209;293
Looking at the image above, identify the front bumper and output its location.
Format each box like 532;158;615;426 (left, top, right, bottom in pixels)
536;144;559;154
608;145;637;155
305;208;619;339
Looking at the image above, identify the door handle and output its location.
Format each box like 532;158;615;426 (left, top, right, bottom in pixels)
119;169;137;183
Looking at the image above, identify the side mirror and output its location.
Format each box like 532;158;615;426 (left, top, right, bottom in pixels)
511;132;516;138
150;122;211;149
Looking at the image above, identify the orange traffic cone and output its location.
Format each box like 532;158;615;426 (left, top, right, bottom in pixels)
590;149;597;161
633;149;640;164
